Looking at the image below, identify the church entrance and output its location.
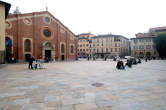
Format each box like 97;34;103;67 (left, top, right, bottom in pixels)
25;54;31;62
42;41;55;61
61;55;65;61
45;50;51;60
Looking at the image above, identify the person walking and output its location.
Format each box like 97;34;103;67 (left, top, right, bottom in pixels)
29;56;35;69
29;56;33;69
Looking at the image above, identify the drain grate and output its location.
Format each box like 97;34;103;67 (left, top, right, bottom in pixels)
92;82;104;87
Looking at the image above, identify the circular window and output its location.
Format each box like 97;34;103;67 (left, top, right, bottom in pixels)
45;17;50;23
23;18;32;25
43;29;51;37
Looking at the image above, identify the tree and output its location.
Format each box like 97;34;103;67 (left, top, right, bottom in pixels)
154;33;166;58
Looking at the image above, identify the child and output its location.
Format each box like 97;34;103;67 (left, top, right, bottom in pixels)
34;60;38;70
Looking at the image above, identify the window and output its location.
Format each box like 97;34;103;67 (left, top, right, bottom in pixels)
25;39;31;52
86;44;89;47
86;49;88;51
83;49;85;51
83;44;85;47
146;45;151;49
61;44;65;53
45;17;50;23
115;48;117;52
80;49;82;51
43;29;51;37
110;48;112;52
80;44;82;47
139;45;144;49
93;49;95;52
115;43;117;47
70;45;74;54
106;48;108;53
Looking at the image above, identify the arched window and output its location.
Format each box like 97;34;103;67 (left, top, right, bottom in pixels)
70;45;74;54
25;39;31;52
61;44;65;53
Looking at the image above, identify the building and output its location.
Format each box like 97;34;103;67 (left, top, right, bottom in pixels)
130;27;166;58
77;33;94;58
91;34;129;58
0;1;11;64
5;11;78;62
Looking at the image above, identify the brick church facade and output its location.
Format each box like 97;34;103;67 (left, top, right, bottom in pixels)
5;11;78;62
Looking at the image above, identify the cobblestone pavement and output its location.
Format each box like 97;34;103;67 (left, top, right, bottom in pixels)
0;60;166;110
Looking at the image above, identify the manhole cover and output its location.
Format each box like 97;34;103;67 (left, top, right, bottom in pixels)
158;79;166;83
92;83;104;87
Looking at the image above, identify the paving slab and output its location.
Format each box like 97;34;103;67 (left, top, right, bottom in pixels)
0;60;166;110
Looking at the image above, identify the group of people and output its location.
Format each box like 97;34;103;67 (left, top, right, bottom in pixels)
28;56;41;70
116;58;142;70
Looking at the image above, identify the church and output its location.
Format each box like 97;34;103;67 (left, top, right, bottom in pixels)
5;11;78;62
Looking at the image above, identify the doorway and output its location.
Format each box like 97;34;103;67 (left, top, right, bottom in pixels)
61;55;64;61
25;54;31;62
45;50;51;60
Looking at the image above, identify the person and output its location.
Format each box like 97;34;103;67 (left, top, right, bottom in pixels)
34;60;38;70
116;60;125;70
88;56;90;60
29;56;34;69
113;57;116;61
93;56;96;60
104;56;107;61
138;58;141;63
126;59;132;68
120;61;125;69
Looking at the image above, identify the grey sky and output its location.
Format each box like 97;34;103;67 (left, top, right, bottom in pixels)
5;0;166;38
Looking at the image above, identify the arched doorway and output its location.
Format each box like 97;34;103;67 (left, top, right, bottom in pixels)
24;39;31;61
42;41;55;61
61;44;65;61
5;37;12;63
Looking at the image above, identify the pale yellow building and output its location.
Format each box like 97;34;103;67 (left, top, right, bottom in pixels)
77;33;94;57
91;34;129;58
0;1;11;64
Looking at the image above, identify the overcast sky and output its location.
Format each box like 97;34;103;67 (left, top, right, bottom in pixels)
5;0;166;38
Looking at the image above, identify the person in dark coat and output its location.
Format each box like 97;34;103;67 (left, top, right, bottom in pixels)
116;61;125;70
126;59;132;68
138;58;141;63
29;56;35;69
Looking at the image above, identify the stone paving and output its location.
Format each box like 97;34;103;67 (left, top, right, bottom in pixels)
0;60;166;110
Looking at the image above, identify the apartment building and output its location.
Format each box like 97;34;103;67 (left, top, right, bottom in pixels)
0;1;11;64
77;33;94;57
91;34;129;58
130;26;166;58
